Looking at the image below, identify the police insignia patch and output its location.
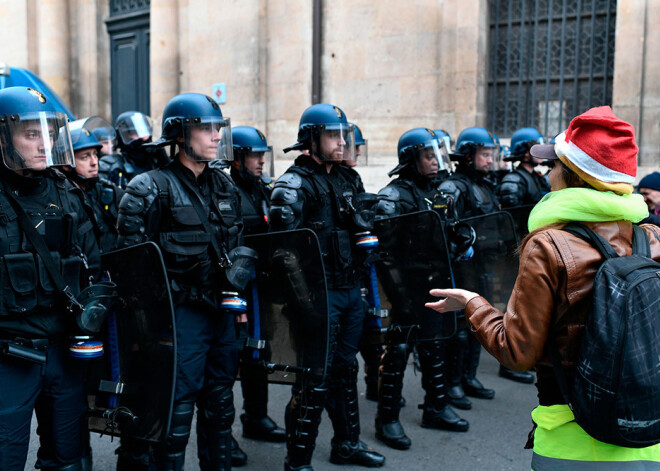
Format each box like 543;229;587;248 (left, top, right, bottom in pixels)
27;88;46;104
333;106;343;119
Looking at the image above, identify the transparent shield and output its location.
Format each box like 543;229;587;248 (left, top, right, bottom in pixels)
180;117;232;162
315;123;355;163
116;112;153;146
0;111;74;171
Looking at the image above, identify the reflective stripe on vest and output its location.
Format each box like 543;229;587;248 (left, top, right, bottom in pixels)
531;405;660;469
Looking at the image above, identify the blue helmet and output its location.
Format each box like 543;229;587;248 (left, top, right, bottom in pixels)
433;129;452;155
348;122;367;163
507;127;545;161
389;127;451;177
115;111;153;147
70;126;102;153
0;86;75;171
231;126;273;178
453;127;497;159
283;104;356;162
160;93;232;162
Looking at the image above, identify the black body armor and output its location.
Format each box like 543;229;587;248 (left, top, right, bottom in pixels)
0;170;100;338
230;168;271;236
438;164;499;218
497;167;550;207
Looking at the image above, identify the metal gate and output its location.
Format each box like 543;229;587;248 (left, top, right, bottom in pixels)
105;0;151;122
487;0;617;138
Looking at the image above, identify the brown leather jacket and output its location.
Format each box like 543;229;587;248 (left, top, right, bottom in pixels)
465;221;660;406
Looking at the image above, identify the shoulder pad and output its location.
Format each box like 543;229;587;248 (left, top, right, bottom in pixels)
438;179;459;194
501;172;524;185
377;186;400;202
98;154;124;173
125;172;157;197
274;172;303;190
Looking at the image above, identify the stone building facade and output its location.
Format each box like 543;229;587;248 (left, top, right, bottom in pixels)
0;0;657;188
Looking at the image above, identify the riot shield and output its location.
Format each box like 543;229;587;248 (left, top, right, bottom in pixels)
373;210;455;340
87;241;175;443
452;211;519;310
503;204;535;242
243;229;329;385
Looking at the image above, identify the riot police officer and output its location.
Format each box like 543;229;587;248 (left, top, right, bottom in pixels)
496;127;550;208
339;123;383;401
438;127;499;410
374;128;468;450
0;86;101;470
270;104;385;470
99;111;168;189
67;118;124;253
228;126;285;458
117;93;246;470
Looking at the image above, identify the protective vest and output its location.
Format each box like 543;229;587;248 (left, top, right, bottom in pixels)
285;159;361;289
86;178;122;253
446;172;499;217
230;169;271;236
0;172;95;336
530;405;660;470
500;167;550;207
149;165;242;289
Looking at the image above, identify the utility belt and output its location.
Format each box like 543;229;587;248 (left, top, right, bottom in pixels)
0;337;48;364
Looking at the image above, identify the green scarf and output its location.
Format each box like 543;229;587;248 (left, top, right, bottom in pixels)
527;188;649;232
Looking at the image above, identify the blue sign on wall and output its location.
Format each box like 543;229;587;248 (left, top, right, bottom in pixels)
212;83;226;104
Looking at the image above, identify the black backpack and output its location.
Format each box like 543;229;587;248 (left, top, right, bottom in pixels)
550;222;660;448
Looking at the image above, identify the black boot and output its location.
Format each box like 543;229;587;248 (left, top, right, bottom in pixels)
417;340;469;432
499;365;535;384
462;333;494;399
231;435;248;467
374;342;411;450
239;355;286;442
284;385;327;470
446;331;471;410
115;439;150;471
329;440;385;468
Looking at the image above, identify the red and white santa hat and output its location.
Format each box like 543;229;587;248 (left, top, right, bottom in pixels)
531;106;638;194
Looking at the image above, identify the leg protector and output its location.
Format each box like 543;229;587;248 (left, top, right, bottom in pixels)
446;328;471;410
326;360;361;444
376;342;408;423
284;384;328;468
239;354;269;419
200;384;235;471
360;343;383;402
155;399;195;470
417;339;468;432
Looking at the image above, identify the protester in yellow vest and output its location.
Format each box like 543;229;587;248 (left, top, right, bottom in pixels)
426;106;660;469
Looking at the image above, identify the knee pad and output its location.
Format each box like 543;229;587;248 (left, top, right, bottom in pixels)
202;384;235;430
382;343;408;372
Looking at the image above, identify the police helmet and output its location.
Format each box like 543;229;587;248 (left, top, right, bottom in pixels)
0;86;74;172
348;122;368;164
388;127;451;177
283;104;355;163
70;125;103;153
453;127;497;159
231;126;272;177
161;93;232;162
115;111;153;147
507;127;545;161
433;129;452;155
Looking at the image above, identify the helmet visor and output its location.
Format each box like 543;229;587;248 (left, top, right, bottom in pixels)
414;139;451;177
182;117;232;162
345;138;368;166
116;112;153;145
0;111;74;171
241;148;273;178
84;116;117;156
316;123;355;163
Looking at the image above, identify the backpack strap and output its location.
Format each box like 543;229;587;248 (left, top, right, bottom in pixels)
562;222;618;259
631;224;651;258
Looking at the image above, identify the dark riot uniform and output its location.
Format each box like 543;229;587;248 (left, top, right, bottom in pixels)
117;158;243;470
0;169;101;471
438;160;499;408
497;166;550;207
374;165;469;450
271;153;384;469
98;147;168;190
